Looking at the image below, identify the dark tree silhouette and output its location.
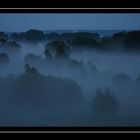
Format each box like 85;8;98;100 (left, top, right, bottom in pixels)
71;36;99;49
124;31;140;51
0;32;8;40
25;29;45;42
45;40;68;59
24;64;38;74
12;64;83;110
47;32;61;41
92;87;119;115
111;31;126;43
100;36;111;46
44;49;52;60
55;43;67;58
0;37;7;44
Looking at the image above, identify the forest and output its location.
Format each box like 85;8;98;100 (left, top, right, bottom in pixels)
0;29;140;126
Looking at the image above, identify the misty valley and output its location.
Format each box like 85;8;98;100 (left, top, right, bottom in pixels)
0;30;140;126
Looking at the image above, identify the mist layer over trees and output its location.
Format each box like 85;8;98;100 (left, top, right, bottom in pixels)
0;29;140;126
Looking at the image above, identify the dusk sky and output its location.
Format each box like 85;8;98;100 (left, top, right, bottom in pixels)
0;13;140;32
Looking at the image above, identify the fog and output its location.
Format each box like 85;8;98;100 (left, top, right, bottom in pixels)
71;51;140;79
1;30;140;126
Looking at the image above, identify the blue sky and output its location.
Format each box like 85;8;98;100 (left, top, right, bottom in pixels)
0;13;140;32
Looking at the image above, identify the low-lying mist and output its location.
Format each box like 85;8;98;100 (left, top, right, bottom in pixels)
0;30;140;126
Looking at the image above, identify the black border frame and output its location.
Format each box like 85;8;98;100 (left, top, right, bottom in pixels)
0;8;140;133
0;8;140;13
